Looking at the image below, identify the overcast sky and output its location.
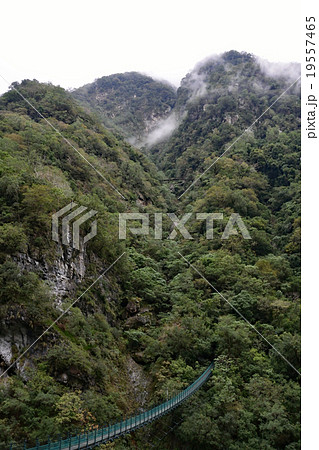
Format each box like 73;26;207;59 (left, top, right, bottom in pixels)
0;0;301;94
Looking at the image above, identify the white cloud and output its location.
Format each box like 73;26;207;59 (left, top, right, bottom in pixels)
144;113;179;146
257;57;301;81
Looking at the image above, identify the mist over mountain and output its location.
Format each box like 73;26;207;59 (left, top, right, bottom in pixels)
72;72;177;147
0;51;300;449
148;51;301;190
72;51;300;156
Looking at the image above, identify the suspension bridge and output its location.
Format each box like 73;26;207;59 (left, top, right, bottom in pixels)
12;362;213;449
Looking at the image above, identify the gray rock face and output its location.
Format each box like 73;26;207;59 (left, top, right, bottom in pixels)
13;244;86;307
0;325;37;379
126;356;150;409
2;245;87;377
0;338;12;366
126;299;140;315
125;308;152;330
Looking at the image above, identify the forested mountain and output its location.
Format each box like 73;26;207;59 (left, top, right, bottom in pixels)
0;51;300;450
149;50;300;191
72;72;177;146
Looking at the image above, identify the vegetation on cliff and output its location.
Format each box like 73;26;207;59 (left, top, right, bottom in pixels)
0;51;300;449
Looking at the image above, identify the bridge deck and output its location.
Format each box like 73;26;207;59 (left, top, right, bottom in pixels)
22;363;213;450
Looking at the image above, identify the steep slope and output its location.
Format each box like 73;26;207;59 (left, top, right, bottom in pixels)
150;51;300;183
141;52;301;449
0;54;301;450
148;51;301;268
0;79;174;447
72;72;177;146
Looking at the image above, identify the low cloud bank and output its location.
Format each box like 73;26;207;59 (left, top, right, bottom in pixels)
144;113;179;147
139;53;301;148
186;71;208;100
257;57;301;81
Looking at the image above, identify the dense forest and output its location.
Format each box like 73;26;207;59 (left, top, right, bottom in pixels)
0;51;300;449
72;72;177;146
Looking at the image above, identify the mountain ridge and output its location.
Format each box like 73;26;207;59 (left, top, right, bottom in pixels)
72;72;177;147
71;51;300;153
0;51;301;449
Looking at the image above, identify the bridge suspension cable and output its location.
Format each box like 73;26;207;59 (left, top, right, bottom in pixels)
14;362;213;450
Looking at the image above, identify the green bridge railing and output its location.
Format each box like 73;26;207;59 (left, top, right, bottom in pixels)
11;362;213;450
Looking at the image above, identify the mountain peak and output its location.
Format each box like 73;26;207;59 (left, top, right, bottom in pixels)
72;72;177;145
